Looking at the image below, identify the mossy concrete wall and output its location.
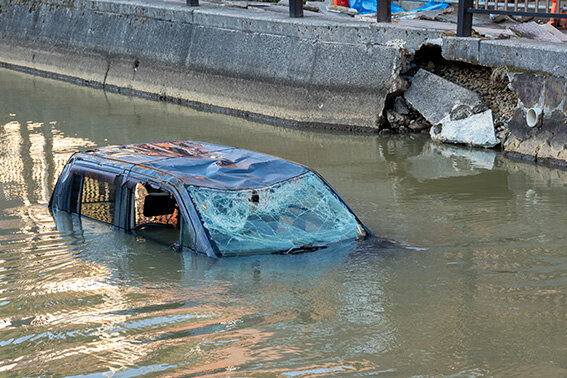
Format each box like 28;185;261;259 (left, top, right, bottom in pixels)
443;36;567;166
504;73;567;165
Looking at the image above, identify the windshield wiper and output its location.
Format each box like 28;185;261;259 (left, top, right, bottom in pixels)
273;244;327;255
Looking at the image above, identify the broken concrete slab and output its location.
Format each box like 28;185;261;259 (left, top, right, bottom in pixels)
393;7;455;21
405;69;484;126
327;4;358;15
473;26;515;39
541;24;567;42
404;69;498;146
223;1;248;8
510;21;566;43
276;0;320;12
430;109;499;148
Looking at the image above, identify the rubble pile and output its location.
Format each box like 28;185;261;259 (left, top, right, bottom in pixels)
428;62;518;132
404;69;499;147
381;96;431;135
380;51;518;150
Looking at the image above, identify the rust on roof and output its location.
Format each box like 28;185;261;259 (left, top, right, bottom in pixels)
82;141;309;190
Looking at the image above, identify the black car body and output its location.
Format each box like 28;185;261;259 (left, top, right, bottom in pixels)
49;141;370;257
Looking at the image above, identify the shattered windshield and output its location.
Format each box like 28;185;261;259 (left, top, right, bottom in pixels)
187;172;363;256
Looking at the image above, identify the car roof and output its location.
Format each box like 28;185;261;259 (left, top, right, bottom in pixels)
83;141;309;190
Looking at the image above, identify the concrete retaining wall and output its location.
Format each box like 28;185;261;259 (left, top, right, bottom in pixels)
0;0;442;130
4;0;565;164
443;36;567;166
503;73;567;165
442;37;567;78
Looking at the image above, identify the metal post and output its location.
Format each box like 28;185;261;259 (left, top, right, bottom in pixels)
377;0;391;22
187;0;199;6
289;0;303;17
457;0;474;36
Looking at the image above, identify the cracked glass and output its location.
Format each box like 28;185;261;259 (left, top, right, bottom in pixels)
187;172;362;256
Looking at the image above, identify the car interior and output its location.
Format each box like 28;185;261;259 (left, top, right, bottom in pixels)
132;183;181;247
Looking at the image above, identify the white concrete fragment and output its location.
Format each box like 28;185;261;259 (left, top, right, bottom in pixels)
223;0;248;8
430;109;499;148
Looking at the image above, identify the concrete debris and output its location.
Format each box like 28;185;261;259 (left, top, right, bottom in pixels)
386;109;407;129
394;7;454;21
510;22;567;43
473;26;515;39
430;109;499;148
303;2;321;12
405;69;498;147
541;24;567;42
424;62;517;131
393;96;410;115
408;119;430;132
223;0;248;8
327;4;358;15
354;13;377;22
277;0;320;11
382;95;431;134
489;14;507;23
405;69;484;126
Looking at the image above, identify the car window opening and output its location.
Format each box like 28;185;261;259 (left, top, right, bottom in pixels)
133;183;180;247
80;176;117;224
134;183;179;229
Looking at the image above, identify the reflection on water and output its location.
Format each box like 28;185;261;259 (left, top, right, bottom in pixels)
0;68;566;376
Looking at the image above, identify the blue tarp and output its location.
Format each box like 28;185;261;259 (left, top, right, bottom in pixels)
411;0;450;12
349;0;448;15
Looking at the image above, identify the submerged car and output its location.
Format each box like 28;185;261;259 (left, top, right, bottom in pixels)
49;141;370;257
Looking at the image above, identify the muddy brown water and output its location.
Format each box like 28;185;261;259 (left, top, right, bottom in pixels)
1;68;566;376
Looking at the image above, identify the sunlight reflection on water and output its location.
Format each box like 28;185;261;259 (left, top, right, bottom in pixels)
0;68;566;376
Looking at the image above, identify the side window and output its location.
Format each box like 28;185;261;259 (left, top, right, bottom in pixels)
133;183;179;229
132;183;180;247
80;176;117;224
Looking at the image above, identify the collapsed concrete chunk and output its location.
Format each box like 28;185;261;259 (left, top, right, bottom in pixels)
222;0;248;8
510;22;567;43
405;69;484;126
430;109;499;148
405;69;497;147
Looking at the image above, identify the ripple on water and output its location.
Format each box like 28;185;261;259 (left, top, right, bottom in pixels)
1;68;567;376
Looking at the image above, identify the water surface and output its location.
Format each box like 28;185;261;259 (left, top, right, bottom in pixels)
1;68;566;376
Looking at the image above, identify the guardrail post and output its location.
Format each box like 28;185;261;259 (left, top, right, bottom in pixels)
290;0;304;17
457;0;473;36
377;0;391;22
187;0;199;6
